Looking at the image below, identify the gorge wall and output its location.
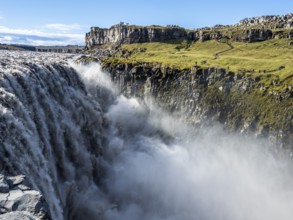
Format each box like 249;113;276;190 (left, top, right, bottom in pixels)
101;60;293;149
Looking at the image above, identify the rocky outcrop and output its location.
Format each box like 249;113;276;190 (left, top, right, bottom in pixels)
85;24;188;48
0;174;51;219
86;24;277;49
191;30;223;42
101;61;293;149
86;13;293;50
238;13;293;29
231;29;273;42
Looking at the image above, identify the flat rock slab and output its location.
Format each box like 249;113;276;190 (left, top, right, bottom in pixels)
0;211;37;220
0;174;51;219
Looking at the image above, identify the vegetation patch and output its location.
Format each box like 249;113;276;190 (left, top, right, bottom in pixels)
102;38;293;88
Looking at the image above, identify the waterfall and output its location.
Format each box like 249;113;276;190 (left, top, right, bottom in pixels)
0;52;106;219
1;51;293;220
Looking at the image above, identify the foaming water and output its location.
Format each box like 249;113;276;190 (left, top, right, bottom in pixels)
0;52;105;219
0;51;293;220
101;95;293;220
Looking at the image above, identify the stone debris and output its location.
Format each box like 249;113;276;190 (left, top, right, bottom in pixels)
0;174;51;220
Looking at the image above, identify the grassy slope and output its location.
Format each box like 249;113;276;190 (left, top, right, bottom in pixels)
111;39;293;85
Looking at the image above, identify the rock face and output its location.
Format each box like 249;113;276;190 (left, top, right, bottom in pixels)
238;13;293;29
85;13;293;49
0;174;51;219
86;24;188;48
231;29;273;42
101;61;293;149
85;24;274;49
84;24;281;49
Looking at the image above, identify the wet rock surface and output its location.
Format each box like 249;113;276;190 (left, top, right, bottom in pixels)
0;174;51;219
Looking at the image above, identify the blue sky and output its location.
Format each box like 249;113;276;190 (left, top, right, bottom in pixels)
0;0;292;46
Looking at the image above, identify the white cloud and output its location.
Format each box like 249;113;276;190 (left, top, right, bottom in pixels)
44;23;81;31
0;25;84;46
1;36;12;41
0;16;4;20
0;26;83;38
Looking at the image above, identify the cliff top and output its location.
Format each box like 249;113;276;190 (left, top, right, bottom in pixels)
89;24;187;35
237;13;293;28
90;13;293;33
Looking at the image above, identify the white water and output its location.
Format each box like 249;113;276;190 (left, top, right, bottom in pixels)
1;51;293;220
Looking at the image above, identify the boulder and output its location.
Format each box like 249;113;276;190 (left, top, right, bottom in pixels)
0;175;10;193
0;175;50;220
0;211;37;220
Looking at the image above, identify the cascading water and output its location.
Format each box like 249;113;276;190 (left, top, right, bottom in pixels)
0;51;106;219
1;51;293;220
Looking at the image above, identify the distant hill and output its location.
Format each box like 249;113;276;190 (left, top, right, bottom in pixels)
0;44;27;51
0;43;83;53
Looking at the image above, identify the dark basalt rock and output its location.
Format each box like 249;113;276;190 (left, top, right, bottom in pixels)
101;61;293;149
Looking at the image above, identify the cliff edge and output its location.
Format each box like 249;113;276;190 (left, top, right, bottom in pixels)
83;13;293;149
85;13;293;49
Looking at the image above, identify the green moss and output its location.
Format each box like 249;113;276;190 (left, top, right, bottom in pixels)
105;38;292;86
202;84;292;133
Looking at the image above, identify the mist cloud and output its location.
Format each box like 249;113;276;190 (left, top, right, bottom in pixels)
73;63;293;220
102;95;293;220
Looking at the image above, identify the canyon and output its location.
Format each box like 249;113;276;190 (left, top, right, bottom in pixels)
0;51;292;220
0;12;292;220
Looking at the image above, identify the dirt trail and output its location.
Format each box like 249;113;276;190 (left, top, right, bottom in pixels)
214;41;234;59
